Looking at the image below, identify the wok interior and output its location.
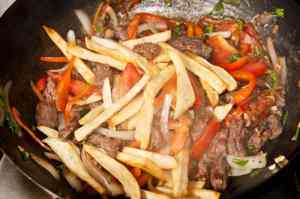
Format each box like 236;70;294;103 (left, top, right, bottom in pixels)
0;0;300;198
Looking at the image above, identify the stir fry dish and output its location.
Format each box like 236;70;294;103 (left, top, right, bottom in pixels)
0;1;288;199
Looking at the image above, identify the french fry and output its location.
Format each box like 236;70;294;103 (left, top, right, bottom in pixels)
122;147;177;169
189;189;221;199
214;103;233;122
172;148;189;197
30;153;60;180
187;53;237;91
160;43;226;94
103;78;113;108
142;190;171;199
79;105;104;125
75;75;150;141
135;67;175;149
37;126;59;138
75;93;102;106
84;144;141;199
42;26;95;84
117;152;167;181
122;31;172;49
153;49;171;64
109;94;144;126
155;63;170;70
200;79;219;107
155;186;173;195
168;48;195;119
126;112;141;130
44;138;105;194
67;44;126;70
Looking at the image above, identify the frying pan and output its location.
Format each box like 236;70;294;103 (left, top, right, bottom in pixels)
0;0;300;198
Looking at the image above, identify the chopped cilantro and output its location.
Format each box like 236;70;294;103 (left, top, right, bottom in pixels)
274;8;285;17
268;70;278;89
204;24;214;33
228;53;241;63
173;23;184;37
223;0;241;6
282;111;288;126
233;158;249;167
79;109;89;118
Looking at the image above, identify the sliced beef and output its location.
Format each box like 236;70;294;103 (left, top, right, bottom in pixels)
92;63;113;89
248;128;270;154
191;107;212;142
43;77;56;104
35;101;58;129
196;158;209;180
58;110;80;139
87;134;124;157
114;25;128;41
210;157;228;191
133;43;161;60
170;36;212;59
267;114;282;139
227;119;247;157
150;109;166;150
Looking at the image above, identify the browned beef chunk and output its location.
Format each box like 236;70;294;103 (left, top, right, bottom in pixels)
248;129;270;154
196;158;209;180
267;114;282;139
92;63;113;89
227;119;247;157
58;110;80;139
133;43;161;60
43;77;56;104
87;134;124;157
35;101;58;128
210;157;228;191
191;107;212;142
170;36;212;59
114;25;128;41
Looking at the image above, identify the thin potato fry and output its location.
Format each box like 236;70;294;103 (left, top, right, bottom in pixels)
84;144;141;199
126;112;141;130
75;75;150;141
103;78;113;108
214;103;233;122
75;93;102;106
30;153;60;180
42;26;95;84
44;138;105;194
172;149;189;197
155;186;173;195
155;63;170;70
160;43;226;94
122;147;177;169
63;168;83;192
67;44;126;70
135;67;175;149
37;126;59;138
117;152;167;181
200;79;219;107
109;94;144;126
122;31;172;49
189;189;221;199
153;49;171;64
142;190;171;199
168;48;195;119
79;105;104;125
188;53;237;91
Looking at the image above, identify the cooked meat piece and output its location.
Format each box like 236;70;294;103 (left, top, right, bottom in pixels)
92;63;113;89
198;16;239;33
267;114;282;139
71;70;84;81
170;36;212;59
43;77;56;104
58;110;80;139
196;158;209;180
133;43;161;60
114;25;128;41
150;109;166;150
210;157;228;191
87;134;124;157
247;129;270;154
35;101;58;128
191;107;212;142
206;129;228;161
227;119;247;157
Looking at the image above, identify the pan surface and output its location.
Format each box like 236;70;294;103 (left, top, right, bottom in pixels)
0;0;300;198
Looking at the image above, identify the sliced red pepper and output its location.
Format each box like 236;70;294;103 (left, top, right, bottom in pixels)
36;77;47;92
221;55;249;71
240;59;267;77
186;22;194;37
189;73;203;111
194;24;203;36
40;56;68;63
127;13;177;39
69;80;95;96
120;63;142;95
231;70;256;104
243;23;259;42
191;118;221;160
55;58;74;112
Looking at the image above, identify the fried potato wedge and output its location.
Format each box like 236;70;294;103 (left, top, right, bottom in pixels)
75;93;102;106
172;149;189;197
142;190;171;199
43;26;95;84
44;138;105;194
153;49;171;64
117;152;167;181
75;75;150;141
122;147;177;169
79;105;104;125
135;67;175;149
214;103;233;122
109;94;144;126
200;79;219;107
122;31;172;49
30;153;60;180
167;48;195;119
84;144;141;199
67;44;126;70
37;126;59;138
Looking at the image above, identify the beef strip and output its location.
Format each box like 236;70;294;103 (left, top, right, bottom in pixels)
227;119;247;157
170;36;212;59
133;43;161;60
35;101;58;129
87;134;124;157
210;157;228;191
150;110;165;150
43;77;56;104
58;109;80;139
92;63;114;89
191;107;212;142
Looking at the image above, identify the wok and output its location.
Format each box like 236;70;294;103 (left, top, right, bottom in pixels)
0;0;300;198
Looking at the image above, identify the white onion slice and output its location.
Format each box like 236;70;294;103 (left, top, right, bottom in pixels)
229;168;253;177
95;127;135;140
160;94;172;137
213;103;233;122
67;29;76;44
102;78;113;109
74;9;92;35
206;31;231;38
266;37;278;67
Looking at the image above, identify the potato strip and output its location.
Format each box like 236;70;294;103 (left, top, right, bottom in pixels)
79;105;104;125
84;145;141;199
43;26;95;84
200;79;219;107
168;49;195;119
44;138;105;194
142;190;171;199
135;67;175;149
75;75;150;141
37;126;59;138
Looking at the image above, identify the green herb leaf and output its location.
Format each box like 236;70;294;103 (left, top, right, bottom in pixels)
223;0;241;6
173;23;184;37
233;158;249;167
268;70;278;89
292;125;300;142
274;8;285;17
5;111;21;136
228;53;241;63
211;1;225;16
17;146;30;161
282;111;288;126
79;109;89;118
253;45;264;57
204;24;214;33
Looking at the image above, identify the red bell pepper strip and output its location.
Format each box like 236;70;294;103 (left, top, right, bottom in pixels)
239;59;267;77
120;63;141;96
55;58;74;112
30;81;44;101
191;118;221;160
231;70;256;104
194;24;203;36
243;23;259;42
36;77;47;92
127;13;177;39
69;80;96;97
40;56;69;63
186;22;195;37
221;56;249;71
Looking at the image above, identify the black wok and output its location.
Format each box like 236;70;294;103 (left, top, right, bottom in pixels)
0;0;300;198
